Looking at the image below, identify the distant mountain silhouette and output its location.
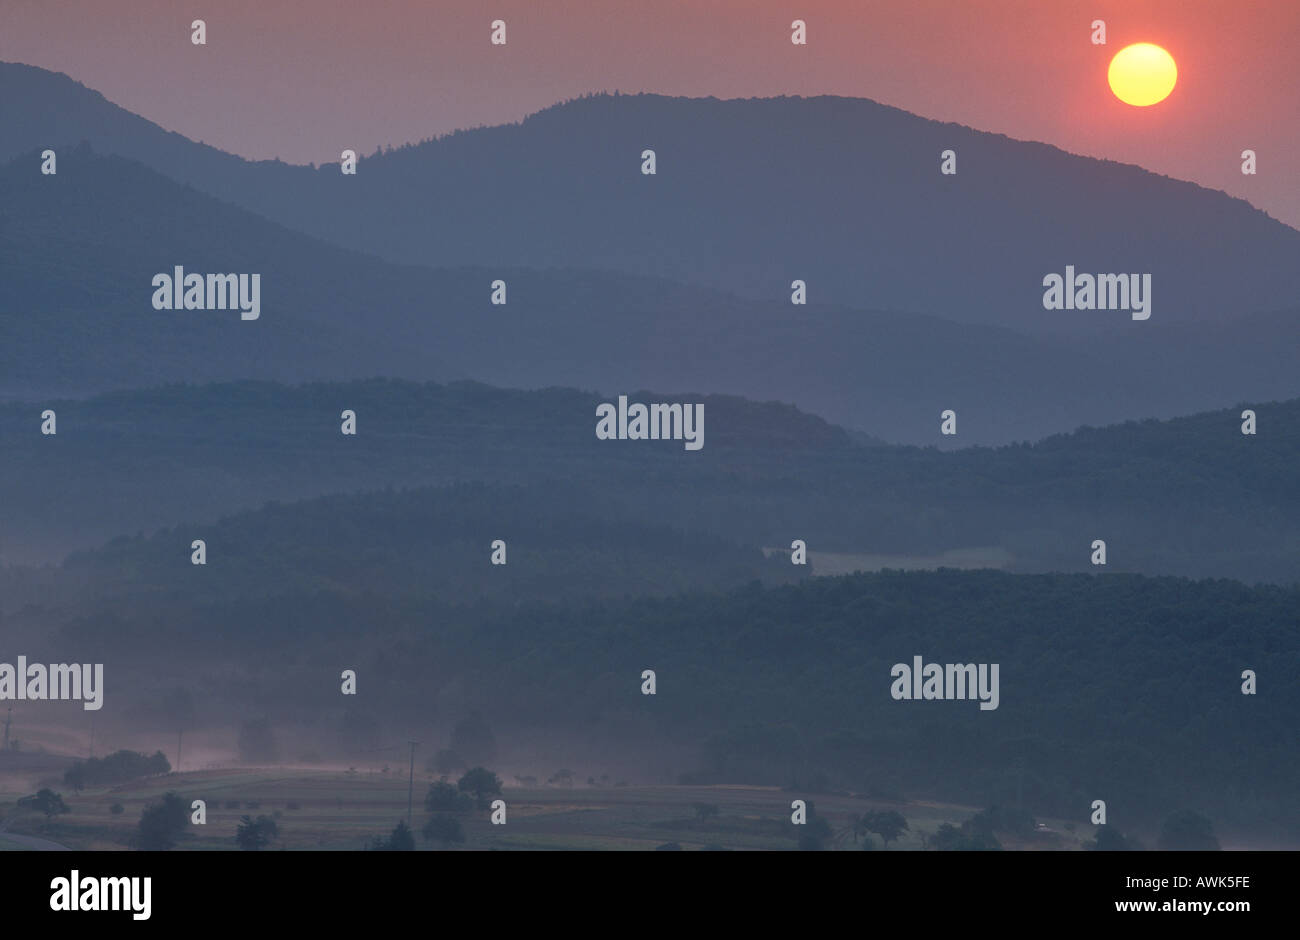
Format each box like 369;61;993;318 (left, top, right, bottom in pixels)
2;380;1295;585
6;62;1299;332
4;143;1299;447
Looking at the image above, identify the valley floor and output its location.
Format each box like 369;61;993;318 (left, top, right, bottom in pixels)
0;767;1085;851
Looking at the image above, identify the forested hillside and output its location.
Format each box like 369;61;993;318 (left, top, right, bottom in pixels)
2;381;1295;582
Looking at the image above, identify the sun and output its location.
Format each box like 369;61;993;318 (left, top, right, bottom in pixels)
1108;43;1177;107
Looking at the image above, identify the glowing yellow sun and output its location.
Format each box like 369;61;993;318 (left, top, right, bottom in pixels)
1108;43;1177;106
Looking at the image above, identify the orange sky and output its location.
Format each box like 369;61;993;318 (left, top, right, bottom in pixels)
4;0;1298;227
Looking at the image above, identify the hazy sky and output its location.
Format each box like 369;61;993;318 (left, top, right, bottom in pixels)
4;0;1298;227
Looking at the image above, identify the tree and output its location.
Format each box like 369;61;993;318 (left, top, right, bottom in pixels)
847;813;869;844
134;791;188;850
425;779;473;813
693;802;720;821
19;788;69;820
929;821;1001;851
422;814;465;847
797;833;820;851
1158;811;1220;851
457;767;503;810
1091;826;1134;851
973;805;1035;838
797;802;834;851
235;815;279;851
370;820;416;851
64;750;170;790
864;810;909;848
63;763;85;793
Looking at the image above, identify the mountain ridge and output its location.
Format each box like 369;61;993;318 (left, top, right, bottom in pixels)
11;144;1298;448
6;62;1299;332
1;380;1294;583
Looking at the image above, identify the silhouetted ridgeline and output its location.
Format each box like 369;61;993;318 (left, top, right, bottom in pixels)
58;482;803;605
0;382;1295;583
6;62;1299;331
6;67;1300;445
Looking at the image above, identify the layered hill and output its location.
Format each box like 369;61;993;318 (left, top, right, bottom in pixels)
1;381;1294;584
3;145;1298;446
6;62;1299;331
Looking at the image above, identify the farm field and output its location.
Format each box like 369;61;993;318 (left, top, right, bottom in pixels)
0;768;1084;851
